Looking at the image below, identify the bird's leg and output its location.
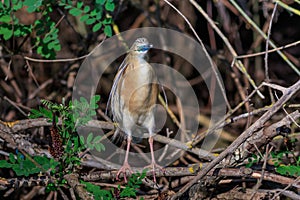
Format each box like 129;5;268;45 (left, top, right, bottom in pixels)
145;136;164;182
116;137;133;182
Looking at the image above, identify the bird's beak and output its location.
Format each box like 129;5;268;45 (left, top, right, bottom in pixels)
143;44;153;51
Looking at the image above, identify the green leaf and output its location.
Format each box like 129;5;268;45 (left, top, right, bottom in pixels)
104;25;112;37
87;143;94;150
102;17;112;25
43;34;52;43
87;133;93;145
48;40;61;51
0;25;13;40
79;135;85;145
93;135;102;143
76;1;83;9
96;0;106;5
81;181;113;199
9;153;16;163
0;160;12;168
80;96;88;105
95;143;105;152
83;5;90;13
80;14;90;22
69;8;82;16
277;165;300;176
13;25;32;37
95;10;103;20
64;5;72;9
23;0;42;13
0;15;11;23
92;95;101;103
120;187;136;198
92;22;102;32
86;18;96;25
90;9;98;17
89;110;96;116
105;1;115;12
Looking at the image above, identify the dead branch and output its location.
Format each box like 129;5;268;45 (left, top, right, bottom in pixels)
172;80;300;199
64;173;93;200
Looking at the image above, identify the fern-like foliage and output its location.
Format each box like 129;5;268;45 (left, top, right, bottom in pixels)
0;0;115;58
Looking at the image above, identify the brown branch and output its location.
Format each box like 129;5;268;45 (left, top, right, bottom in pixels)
235;110;300;161
171;80;300;199
0;118;114;134
80;166;300;189
64;173;93;200
81;166;198;181
0;118;215;161
154;134;215;160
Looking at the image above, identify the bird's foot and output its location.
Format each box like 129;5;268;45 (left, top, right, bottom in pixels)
116;162;133;183
144;162;164;183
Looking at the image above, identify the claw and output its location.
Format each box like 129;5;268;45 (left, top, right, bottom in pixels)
116;162;133;182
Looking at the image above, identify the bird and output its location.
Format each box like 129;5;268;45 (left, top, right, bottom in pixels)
107;37;161;182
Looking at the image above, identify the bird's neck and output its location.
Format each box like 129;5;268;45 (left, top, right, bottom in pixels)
129;52;147;61
125;53;153;78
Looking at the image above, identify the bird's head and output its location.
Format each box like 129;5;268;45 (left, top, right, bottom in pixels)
130;37;153;57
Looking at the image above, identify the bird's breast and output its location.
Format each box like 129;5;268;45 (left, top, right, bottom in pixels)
119;60;158;115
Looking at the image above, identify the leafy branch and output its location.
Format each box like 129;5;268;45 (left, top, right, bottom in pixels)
0;0;115;58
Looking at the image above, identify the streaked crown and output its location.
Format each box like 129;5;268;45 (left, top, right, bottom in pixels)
130;37;153;54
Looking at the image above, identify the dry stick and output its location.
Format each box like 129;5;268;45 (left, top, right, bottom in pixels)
231;67;250;112
0;60;23;100
28;78;54;100
64;173;93;200
25;60;40;87
228;0;300;75
271;176;300;200
80;166;300;189
250;145;273;199
0;117;114;148
24;55;88;63
274;189;300;200
223;106;270;127
192;83;264;146
163;0;237;145
264;2;278;103
189;0;264;99
171;79;300;199
154;134;215;160
17;148;49;176
0;118;215;160
236;40;300;59
24;36;107;63
276;0;300;16
163;0;232;105
3;96;29;116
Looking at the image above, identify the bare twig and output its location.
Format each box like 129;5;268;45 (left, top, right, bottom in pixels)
229;0;300;75
0;118;215;161
190;0;264;99
271;176;300;200
163;0;233;105
24;36;106;63
265;2;278;103
80;166;300;189
236;40;300;59
171;80;300;199
64;173;93;200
